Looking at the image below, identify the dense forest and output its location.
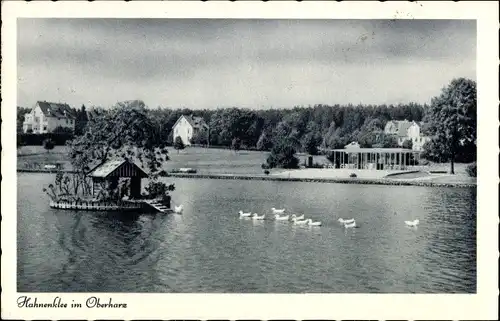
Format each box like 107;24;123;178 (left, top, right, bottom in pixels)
147;102;427;153
17;102;426;153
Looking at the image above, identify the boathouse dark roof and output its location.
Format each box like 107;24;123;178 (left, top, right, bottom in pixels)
88;159;149;178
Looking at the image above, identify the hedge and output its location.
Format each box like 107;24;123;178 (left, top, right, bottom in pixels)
17;133;74;146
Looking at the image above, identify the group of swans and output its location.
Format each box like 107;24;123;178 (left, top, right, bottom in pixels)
239;209;322;226
238;211;265;220
240;209;418;229
337;217;419;228
290;214;322;226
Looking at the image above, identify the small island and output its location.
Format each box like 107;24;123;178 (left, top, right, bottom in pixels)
41;100;176;214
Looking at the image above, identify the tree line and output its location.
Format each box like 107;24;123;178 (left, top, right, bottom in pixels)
17;101;426;152
148;102;426;153
17;77;476;173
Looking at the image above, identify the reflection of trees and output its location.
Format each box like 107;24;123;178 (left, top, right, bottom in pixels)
53;211;86;291
422;188;476;292
88;212;160;267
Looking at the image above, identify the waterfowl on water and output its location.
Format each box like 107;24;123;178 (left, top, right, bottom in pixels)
293;218;309;225
306;219;322;226
405;219;420;227
239;211;252;218
343;220;357;228
174;205;184;214
252;213;265;220
275;214;290;221
271;208;286;214
338;218;355;224
291;214;305;220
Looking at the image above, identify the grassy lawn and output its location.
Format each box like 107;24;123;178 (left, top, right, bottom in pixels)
165;147;270;174
17;145;476;184
17;145;68;156
17;146;271;174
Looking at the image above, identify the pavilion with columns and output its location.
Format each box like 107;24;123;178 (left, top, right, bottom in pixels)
326;147;423;171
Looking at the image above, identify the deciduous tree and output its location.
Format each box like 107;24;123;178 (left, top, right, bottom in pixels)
425;78;477;174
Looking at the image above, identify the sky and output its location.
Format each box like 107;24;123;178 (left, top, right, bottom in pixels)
17;19;476;110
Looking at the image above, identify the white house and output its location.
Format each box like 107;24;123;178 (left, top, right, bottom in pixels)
406;122;431;151
23;101;76;134
384;120;430;151
172;115;209;146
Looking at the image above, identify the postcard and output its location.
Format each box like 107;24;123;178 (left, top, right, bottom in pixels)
1;1;498;320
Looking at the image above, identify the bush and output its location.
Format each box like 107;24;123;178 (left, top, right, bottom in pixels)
173;136;185;152
158;170;169;177
17;133;74;146
264;170;270;175
466;162;476;177
43;138;55;152
261;163;270;170
349;173;357;178
144;181;175;199
419;159;430;166
265;142;300;169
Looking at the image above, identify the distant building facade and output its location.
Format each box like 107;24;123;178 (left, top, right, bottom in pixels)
384;120;430;151
172;115;209;146
23;101;76;134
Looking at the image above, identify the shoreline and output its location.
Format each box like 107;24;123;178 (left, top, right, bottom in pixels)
17;169;476;188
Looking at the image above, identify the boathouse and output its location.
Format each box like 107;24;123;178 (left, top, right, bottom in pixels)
88;159;149;199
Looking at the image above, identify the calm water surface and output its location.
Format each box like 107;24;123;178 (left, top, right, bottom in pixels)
17;173;476;293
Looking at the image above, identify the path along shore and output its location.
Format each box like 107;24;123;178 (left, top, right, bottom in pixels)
18;168;476;188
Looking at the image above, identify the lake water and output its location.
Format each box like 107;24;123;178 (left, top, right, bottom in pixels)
17;173;476;293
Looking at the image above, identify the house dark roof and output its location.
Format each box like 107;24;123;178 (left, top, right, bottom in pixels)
386;120;413;137
88;159;149;178
187;116;208;129
396;121;413;137
173;115;208;130
37;101;76;119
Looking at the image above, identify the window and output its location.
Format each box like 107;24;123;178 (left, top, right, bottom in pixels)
66;119;69;124
43;126;47;131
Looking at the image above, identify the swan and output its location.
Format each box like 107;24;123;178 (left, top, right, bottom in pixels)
275;214;289;221
343;220;357;228
271;208;286;214
239;210;252;218
174;205;184;214
291;214;305;220
252;213;265;220
306;219;322;226
338;218;355;224
405;219;420;227
293;218;309;225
